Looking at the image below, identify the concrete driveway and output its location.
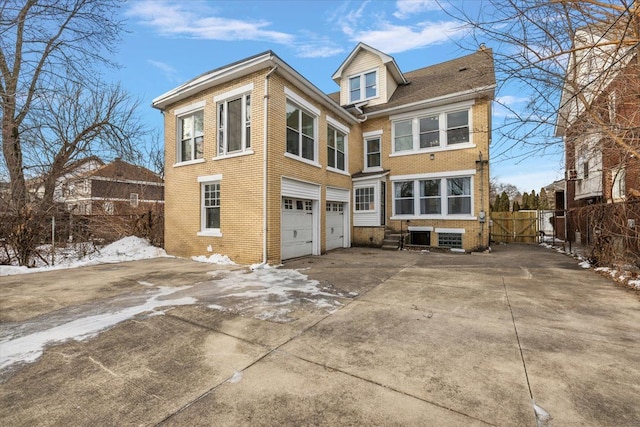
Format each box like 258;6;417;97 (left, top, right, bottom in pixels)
1;245;639;426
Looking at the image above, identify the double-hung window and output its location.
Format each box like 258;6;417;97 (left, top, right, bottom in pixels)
447;177;471;214
215;84;252;157
419;179;441;214
327;126;346;171
392;106;471;153
393;176;472;217
178;110;204;162
202;182;220;233
349;70;377;103
286;101;316;161
394;181;414;215
366;137;381;169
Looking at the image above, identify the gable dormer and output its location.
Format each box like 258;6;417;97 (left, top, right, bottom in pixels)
332;43;407;108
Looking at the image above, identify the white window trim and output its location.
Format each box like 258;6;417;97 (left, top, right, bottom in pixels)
285;87;320;116
173;158;205;168
390;101;475;155
390;174;476;220
348;68;379;103
197;175;223;237
213;83;254;103
364;136;383;172
435;228;466;234
327;116;349;174
215;84;253;158
174;100;206;116
285;89;319;165
408;226;434;232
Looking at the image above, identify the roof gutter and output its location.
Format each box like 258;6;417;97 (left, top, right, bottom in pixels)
364;84;497;118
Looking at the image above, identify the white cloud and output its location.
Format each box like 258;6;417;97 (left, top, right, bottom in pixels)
147;59;181;83
352;20;463;53
496;95;529;105
394;0;441;19
127;1;294;44
296;44;345;58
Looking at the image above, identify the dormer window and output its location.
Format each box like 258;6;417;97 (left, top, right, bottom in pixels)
349;70;377;103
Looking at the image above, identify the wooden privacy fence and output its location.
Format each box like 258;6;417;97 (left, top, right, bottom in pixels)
490;211;538;243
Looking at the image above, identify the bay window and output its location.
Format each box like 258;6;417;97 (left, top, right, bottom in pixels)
355;187;375;211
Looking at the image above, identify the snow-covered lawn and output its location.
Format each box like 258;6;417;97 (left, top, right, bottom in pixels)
0;236;171;276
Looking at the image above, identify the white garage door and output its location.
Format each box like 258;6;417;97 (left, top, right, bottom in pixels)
281;198;313;260
326;202;345;251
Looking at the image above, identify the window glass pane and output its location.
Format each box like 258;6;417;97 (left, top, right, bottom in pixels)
448;178;470;196
195;136;203;159
286;128;299;155
419;116;439;148
367;153;380;167
227;98;242;152
327;128;335;148
336;132;345;152
448;197;471;214
181;139;191;162
447;111;468;128
245;95;251;148
181;116;192;140
447;111;469;144
394;120;413;151
367;138;380;154
337;151;345;170
365;71;376;98
194;111;204;136
206;207;220;229
302;135;314;160
286;103;299;130
301;111;314;138
328;146;336;168
420;198;441;214
394;181;414;215
349;76;361;102
420;179;440;196
438;233;462;248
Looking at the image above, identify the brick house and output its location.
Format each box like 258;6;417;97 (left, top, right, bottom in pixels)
153;43;495;264
58;157;164;215
556;27;639;245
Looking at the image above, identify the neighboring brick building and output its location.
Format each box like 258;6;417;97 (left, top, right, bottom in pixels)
59;157;164;215
153;43;495;264
557;25;639;245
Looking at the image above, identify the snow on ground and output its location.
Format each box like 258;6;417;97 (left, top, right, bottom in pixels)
0;285;195;370
0;256;345;371
0;236;170;276
191;254;236;265
540;242;639;290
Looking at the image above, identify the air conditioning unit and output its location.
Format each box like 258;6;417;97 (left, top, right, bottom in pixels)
566;169;578;181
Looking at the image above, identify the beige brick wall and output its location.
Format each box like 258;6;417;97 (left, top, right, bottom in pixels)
265;75;358;263
354;98;492;251
164;71;267;264
163;61;492;263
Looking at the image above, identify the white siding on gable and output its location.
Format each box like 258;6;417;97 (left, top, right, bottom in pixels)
341;50;389;107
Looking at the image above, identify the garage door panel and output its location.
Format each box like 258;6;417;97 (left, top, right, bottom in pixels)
282;198;313;260
326;202;345;251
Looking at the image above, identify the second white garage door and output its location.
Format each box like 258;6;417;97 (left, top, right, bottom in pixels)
325;202;345;251
281;198;313;260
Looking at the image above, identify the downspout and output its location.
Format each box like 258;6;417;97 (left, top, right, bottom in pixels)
262;63;278;265
353;104;368;123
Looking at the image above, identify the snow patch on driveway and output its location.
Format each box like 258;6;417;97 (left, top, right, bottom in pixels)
0;286;195;370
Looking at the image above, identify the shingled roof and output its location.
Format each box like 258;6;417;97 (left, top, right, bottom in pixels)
328;48;495;115
90;158;163;184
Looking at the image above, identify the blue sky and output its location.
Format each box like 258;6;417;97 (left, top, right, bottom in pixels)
108;0;565;193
